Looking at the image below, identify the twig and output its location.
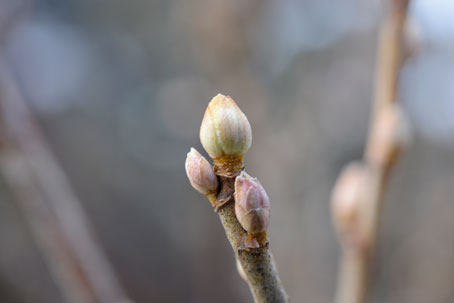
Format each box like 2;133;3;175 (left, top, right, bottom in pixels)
333;165;386;303
369;0;410;121
186;95;288;303
335;247;368;303
0;63;132;303
333;1;411;302
215;178;288;303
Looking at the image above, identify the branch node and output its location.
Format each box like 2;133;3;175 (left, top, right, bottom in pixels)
213;155;244;177
213;175;237;211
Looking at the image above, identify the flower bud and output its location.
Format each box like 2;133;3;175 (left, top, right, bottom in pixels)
185;148;218;196
200;94;252;160
366;104;411;170
234;172;270;235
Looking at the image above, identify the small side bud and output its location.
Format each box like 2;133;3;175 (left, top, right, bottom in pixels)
185;148;218;197
200;94;252;175
366;104;411;170
234;172;270;237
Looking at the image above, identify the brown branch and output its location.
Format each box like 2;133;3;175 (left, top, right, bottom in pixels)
0;63;132;303
335;247;368;303
369;0;410;123
333;167;385;303
333;1;411;302
213;175;289;303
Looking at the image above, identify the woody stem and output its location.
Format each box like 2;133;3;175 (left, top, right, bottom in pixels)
215;175;289;303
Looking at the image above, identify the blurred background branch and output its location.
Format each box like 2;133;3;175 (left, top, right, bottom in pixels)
0;2;136;300
333;1;412;302
0;30;131;303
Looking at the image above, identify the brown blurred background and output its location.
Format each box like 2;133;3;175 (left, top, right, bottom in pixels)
0;0;453;302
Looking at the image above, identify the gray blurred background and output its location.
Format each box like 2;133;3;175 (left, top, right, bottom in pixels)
0;0;453;302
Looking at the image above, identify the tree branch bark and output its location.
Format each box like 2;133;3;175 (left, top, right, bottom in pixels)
214;176;289;303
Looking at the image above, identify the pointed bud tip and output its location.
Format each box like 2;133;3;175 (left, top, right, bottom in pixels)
186;147;194;156
236;171;257;182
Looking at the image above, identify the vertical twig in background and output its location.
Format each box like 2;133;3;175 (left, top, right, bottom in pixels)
0;63;132;303
370;0;410;119
332;1;412;303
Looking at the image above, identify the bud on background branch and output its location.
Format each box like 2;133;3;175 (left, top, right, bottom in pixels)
366;104;411;171
331;162;370;250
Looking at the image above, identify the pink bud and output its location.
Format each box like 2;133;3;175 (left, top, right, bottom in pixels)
185;148;218;195
234;172;270;235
